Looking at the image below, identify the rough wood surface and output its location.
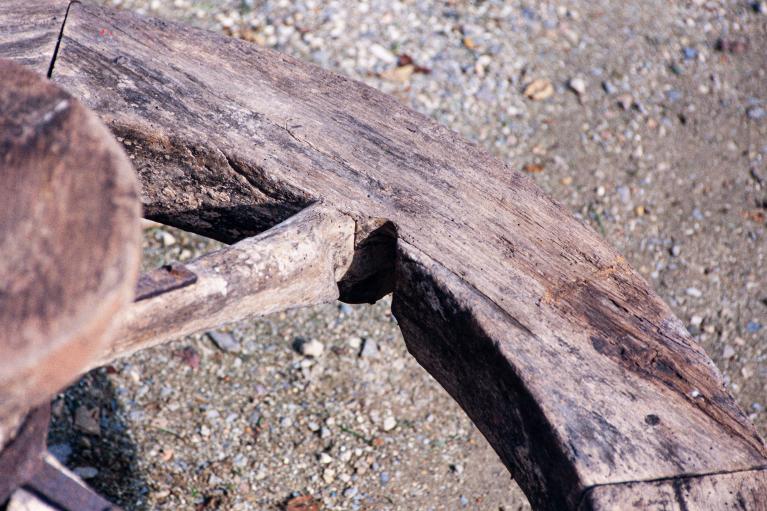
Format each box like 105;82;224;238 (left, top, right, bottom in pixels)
5;2;767;508
93;204;354;369
0;59;141;449
579;468;767;510
0;0;69;75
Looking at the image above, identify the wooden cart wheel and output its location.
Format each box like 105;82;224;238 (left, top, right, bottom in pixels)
3;1;767;509
0;60;140;503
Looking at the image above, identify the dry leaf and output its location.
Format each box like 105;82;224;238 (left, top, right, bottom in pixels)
286;495;320;511
523;163;544;174
380;64;414;83
523;78;554;100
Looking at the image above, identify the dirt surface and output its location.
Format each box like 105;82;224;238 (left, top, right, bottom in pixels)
47;0;766;510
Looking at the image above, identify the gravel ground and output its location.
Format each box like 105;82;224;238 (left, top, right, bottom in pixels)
48;0;766;509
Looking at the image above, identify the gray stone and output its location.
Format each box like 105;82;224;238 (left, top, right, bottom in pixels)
49;443;72;464
73;466;99;479
207;330;241;352
360;338;379;358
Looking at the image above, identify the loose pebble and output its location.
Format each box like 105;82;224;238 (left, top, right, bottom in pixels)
207;330;241;352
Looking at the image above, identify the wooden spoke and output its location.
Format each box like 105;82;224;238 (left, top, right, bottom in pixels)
92;204;354;369
2;2;766;508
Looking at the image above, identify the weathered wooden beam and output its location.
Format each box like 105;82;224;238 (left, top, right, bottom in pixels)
0;59;140;451
0;0;69;75
92;204;354;369
4;2;766;508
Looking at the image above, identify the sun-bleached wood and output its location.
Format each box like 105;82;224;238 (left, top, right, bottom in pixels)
92;204;354;369
0;59;140;451
3;2;767;508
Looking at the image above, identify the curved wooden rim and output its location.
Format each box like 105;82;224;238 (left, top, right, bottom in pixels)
2;1;767;509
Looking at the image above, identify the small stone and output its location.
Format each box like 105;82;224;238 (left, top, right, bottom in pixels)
670;245;681;257
348;336;362;350
339;303;353;315
294;337;324;357
752;1;767;14
73;466;98;479
747;106;766;120
685;287;703;298
307;421;320;432
379;471;390;485
682;47;698;60
523;78;554;101
360;338;379;359
207;330;241;352
156;230;176;247
322;468;336;484
51;399;65;418
746;321;763;333
616;93;633;110
49;443;72;464
616;185;631;205
343;487;358;498
369;43;396;64
318;452;333;465
460;495;470;507
666;89;683;103
722;345;736;359
568;77;586;96
601;81;616;94
382;416;396;432
450;463;464;475
200;424;211;436
690;389;701;398
179;346;200;369
74;405;101;436
280;417;293;428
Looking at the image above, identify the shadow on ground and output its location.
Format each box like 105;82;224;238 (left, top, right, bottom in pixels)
47;368;149;510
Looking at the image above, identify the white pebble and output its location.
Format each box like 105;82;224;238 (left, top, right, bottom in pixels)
300;339;324;357
382;416;397;431
568;77;587;95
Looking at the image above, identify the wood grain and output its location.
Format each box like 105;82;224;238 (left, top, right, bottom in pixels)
4;2;765;508
579;468;767;510
0;0;69;75
0;59;140;449
93;204;354;369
